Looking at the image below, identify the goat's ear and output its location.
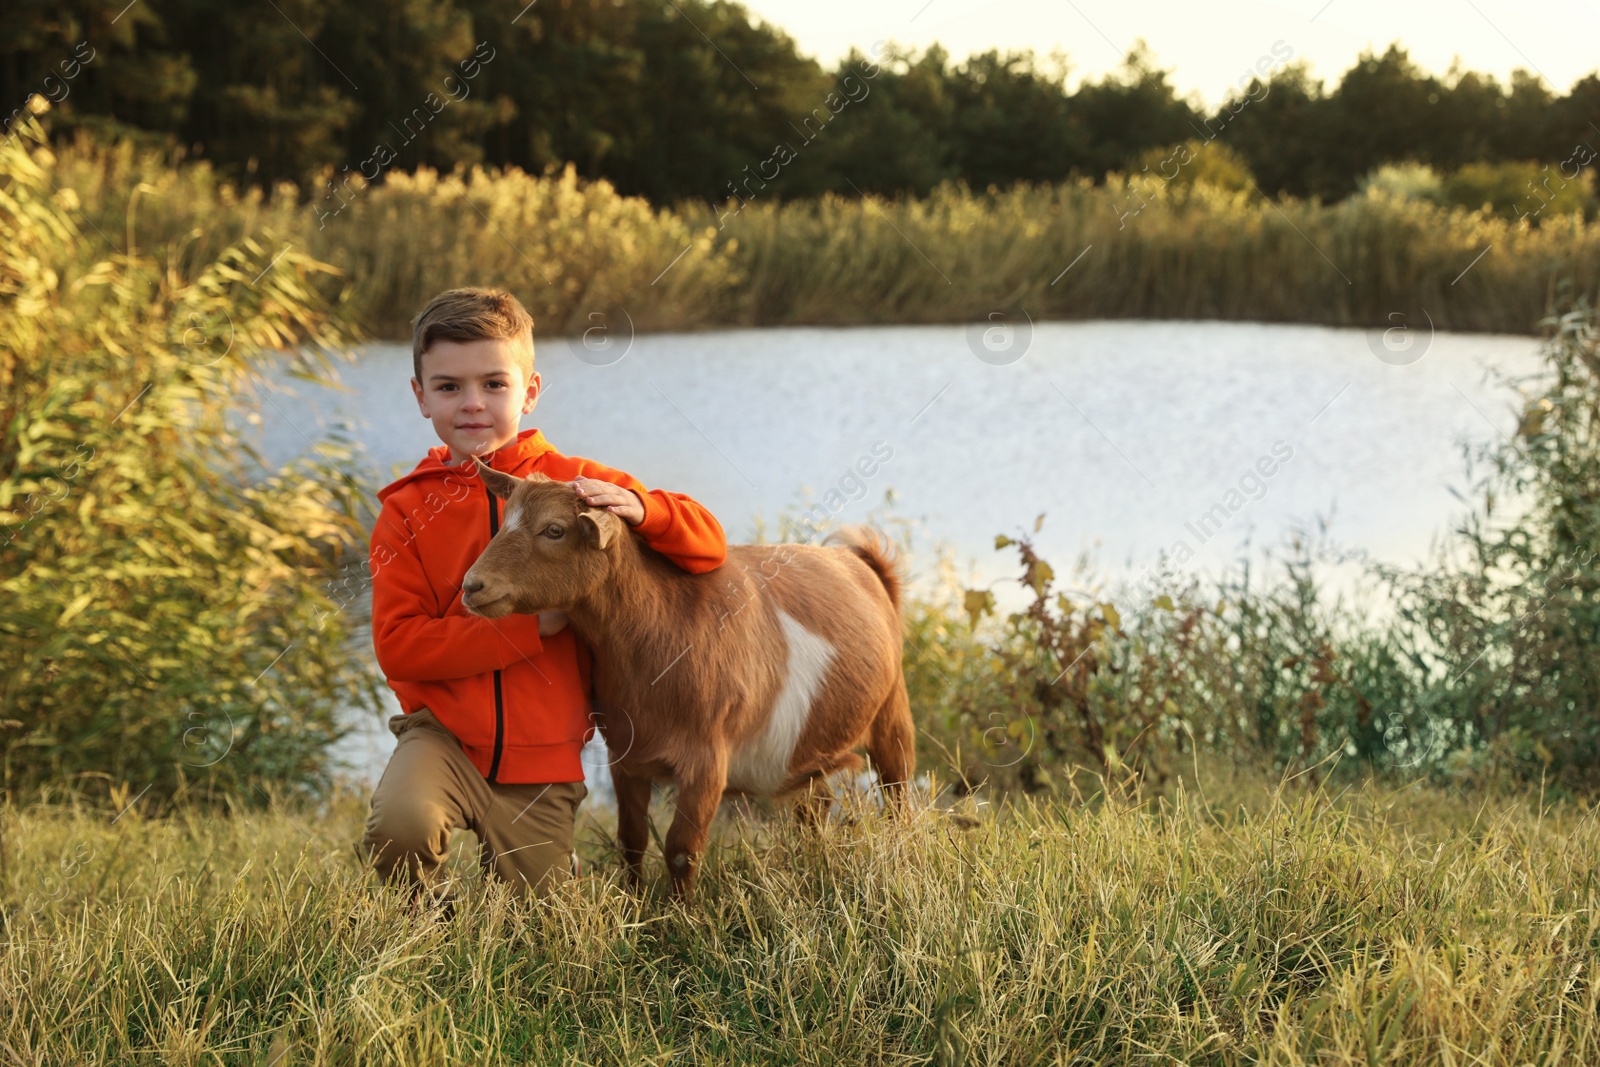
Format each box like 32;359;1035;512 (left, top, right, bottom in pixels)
474;456;521;500
578;509;619;550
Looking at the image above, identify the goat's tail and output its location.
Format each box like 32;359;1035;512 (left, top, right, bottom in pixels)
826;526;903;612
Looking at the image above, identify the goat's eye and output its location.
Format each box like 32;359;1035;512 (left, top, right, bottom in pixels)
543;524;565;539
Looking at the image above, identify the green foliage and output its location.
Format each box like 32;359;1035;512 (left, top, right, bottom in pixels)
941;530;1196;792
0;120;385;803
1133;138;1257;193
1227;48;1598;202
1441;159;1598;222
42;133;747;340
699;177;1599;335
1358;161;1444;202
8;7;1599;206
319;163;746;340
911;536;1342;795
1373;299;1600;788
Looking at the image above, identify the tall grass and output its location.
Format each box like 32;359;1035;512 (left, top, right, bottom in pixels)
49;132;1600;339
692;180;1599;334
3;773;1596;1064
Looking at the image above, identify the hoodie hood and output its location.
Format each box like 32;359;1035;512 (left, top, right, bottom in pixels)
377;427;556;504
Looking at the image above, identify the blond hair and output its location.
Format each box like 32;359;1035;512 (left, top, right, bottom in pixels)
410;287;535;383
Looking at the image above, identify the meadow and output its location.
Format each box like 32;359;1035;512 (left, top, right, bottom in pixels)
4;770;1597;1066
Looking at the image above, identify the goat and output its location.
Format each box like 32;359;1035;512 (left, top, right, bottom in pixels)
461;465;914;899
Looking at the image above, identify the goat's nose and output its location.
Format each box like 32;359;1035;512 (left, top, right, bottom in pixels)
463;575;483;595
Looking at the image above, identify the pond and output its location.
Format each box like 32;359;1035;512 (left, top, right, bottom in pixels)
247;319;1544;788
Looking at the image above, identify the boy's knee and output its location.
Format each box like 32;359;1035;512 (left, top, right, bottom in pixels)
361;798;452;879
481;780;587;895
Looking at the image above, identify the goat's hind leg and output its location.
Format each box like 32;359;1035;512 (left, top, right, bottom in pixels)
866;674;916;813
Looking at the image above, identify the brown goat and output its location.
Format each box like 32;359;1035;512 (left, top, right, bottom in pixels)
461;464;914;898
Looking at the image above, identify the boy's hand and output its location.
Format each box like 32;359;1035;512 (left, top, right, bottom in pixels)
571;477;645;526
538;611;569;636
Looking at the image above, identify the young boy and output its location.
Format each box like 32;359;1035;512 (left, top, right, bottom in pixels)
361;287;726;903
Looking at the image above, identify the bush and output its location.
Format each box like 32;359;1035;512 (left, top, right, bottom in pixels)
1441;159;1597;223
909;528;1377;796
0;119;385;804
1358;161;1444;202
1132;138;1257;192
1373;297;1600;788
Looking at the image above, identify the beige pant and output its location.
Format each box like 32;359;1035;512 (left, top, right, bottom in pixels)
359;708;588;898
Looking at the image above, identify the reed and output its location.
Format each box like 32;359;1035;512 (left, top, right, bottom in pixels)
694;180;1598;333
50;134;1600;340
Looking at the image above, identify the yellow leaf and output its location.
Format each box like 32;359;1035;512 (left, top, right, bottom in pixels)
963;589;996;627
1025;559;1054;596
1100;602;1122;630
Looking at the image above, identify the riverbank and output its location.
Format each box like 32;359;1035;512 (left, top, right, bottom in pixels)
53;134;1599;341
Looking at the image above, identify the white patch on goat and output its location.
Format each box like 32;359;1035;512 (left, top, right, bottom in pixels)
501;502;522;533
726;611;835;794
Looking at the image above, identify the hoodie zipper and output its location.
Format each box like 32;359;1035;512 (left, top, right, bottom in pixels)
484;481;506;783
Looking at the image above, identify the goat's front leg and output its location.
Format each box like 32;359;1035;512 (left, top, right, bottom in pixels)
612;771;652;891
664;753;728;901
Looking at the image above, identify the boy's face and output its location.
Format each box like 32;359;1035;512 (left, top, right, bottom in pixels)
411;336;540;465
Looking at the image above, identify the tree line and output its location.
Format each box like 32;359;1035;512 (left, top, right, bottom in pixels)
4;0;1598;206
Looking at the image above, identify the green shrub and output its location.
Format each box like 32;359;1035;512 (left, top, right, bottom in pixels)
1132;138;1257;192
1441;159;1597;222
1358;161;1444;202
0;120;385;804
909;530;1373;796
1373;297;1600;789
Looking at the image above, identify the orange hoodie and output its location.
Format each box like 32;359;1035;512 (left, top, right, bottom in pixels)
369;428;727;783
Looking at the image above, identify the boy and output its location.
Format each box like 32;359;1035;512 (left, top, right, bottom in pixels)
361;287;726;903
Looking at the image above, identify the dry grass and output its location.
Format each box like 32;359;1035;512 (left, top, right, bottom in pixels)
49;133;1600;341
3;770;1596;1065
693;180;1599;334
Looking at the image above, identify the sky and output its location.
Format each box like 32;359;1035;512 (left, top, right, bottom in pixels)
737;0;1600;106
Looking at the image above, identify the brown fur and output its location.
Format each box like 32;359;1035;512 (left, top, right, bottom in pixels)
461;464;915;899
